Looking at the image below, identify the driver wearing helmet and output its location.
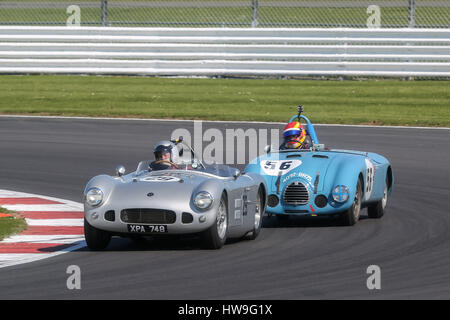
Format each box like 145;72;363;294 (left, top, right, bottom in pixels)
149;141;179;171
280;121;311;150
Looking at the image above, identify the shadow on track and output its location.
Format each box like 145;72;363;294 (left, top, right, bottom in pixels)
76;212;371;252
262;212;370;228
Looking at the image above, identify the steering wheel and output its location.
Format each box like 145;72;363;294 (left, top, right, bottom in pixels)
154;160;179;169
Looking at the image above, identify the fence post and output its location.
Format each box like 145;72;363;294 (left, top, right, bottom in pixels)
251;0;259;28
101;0;108;26
408;0;415;28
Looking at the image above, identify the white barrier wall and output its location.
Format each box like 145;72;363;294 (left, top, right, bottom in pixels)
0;26;449;77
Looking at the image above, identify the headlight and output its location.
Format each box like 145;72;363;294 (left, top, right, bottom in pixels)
85;187;103;207
332;185;349;203
194;191;213;210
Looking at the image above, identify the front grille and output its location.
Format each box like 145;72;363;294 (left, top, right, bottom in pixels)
120;209;176;224
283;181;310;206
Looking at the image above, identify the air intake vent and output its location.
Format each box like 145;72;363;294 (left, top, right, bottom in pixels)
120;209;176;224
104;210;115;222
283;182;310;206
182;212;193;224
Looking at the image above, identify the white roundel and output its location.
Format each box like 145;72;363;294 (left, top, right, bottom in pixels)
365;158;375;200
260;159;302;176
141;175;181;182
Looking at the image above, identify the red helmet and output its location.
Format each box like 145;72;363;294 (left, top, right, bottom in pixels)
283;121;306;149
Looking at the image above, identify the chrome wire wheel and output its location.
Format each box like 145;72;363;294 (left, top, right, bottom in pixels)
254;191;262;230
381;184;388;210
353;184;361;221
341;179;362;226
368;176;389;219
201;193;228;249
247;188;264;241
217;197;227;240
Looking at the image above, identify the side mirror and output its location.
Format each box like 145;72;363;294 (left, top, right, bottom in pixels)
264;145;271;153
116;165;126;177
233;169;241;179
312;144;325;151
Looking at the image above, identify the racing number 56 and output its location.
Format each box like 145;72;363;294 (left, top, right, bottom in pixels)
264;161;293;171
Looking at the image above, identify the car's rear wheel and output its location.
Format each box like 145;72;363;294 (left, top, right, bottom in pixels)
247;187;265;240
201;193;228;249
84;218;111;251
340;179;362;226
368;177;389;219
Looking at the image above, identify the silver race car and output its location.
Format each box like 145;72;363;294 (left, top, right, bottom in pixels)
83;139;267;250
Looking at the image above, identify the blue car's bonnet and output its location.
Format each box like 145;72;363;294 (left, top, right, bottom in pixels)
247;150;365;194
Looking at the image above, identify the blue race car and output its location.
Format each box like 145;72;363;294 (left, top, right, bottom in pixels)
245;106;393;226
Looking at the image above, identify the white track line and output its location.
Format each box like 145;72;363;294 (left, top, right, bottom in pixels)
25;218;83;227
0;191;35;198
0;114;448;130
0;254;55;267
0;189;83;209
2;235;85;244
2;204;83;212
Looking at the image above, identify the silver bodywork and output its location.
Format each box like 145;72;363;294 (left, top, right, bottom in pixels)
84;161;267;239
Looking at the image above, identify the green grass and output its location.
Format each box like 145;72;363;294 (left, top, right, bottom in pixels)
0;3;448;27
0;75;449;127
0;207;27;241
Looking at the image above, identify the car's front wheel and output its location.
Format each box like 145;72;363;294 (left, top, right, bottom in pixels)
201;193;228;249
84;218;111;251
340;179;362;226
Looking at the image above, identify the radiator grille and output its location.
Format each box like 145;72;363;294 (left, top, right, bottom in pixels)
120;208;176;224
283;182;310;206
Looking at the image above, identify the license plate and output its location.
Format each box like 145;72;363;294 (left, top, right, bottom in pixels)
127;224;167;233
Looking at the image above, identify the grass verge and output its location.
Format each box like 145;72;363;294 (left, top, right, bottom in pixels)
1;4;449;27
0;75;449;127
0;207;27;241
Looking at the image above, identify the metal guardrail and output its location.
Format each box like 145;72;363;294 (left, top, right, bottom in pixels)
0;26;449;77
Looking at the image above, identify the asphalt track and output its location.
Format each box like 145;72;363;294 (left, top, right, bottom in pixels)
0;116;449;299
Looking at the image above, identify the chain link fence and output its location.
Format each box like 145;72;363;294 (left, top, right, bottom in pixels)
0;0;449;28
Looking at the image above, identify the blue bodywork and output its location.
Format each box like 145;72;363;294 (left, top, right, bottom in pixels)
245;115;393;217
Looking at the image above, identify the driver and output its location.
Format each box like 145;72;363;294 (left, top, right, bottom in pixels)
280;121;311;150
149;141;179;171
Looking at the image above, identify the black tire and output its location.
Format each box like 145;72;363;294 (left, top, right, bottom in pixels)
340;179;362;226
201;193;228;249
84;218;111;251
247;187;265;240
368;177;389;219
